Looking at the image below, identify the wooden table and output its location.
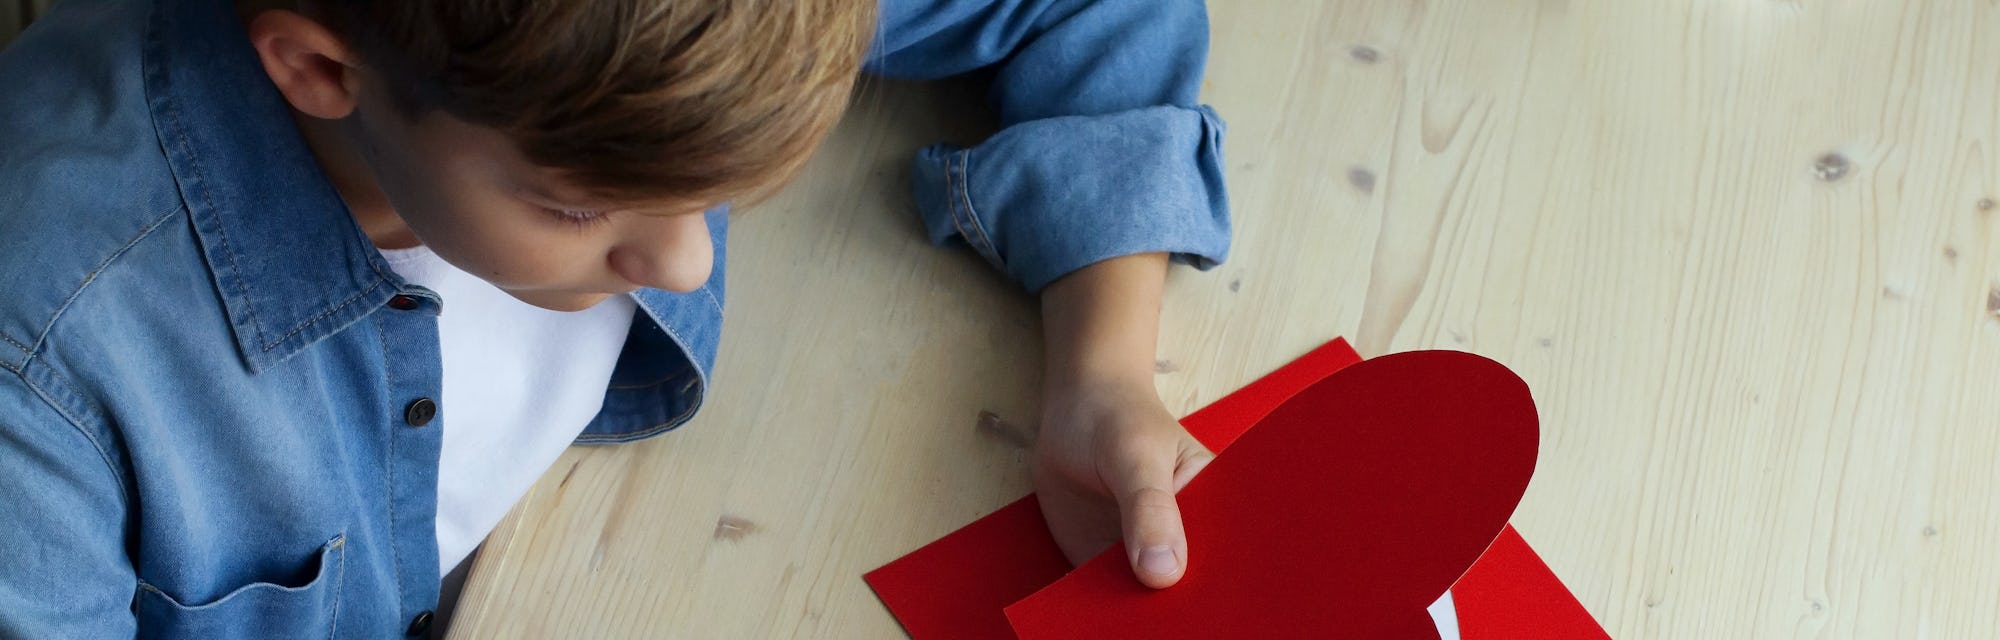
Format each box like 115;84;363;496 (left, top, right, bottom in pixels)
447;1;2000;637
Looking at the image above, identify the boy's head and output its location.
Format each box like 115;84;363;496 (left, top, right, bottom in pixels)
244;0;876;311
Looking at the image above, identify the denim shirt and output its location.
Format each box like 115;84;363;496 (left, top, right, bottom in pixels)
0;0;1228;637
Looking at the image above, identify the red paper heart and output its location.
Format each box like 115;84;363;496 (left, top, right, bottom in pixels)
1005;350;1539;639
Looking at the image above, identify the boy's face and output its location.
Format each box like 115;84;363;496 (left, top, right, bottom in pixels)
245;7;719;313
342;91;717;312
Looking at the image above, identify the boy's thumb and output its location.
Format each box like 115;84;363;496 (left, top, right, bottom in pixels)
1112;456;1188;589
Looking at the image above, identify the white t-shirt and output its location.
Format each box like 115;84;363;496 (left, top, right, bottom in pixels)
378;246;637;575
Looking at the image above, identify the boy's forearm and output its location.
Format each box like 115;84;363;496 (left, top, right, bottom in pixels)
1039;253;1170;396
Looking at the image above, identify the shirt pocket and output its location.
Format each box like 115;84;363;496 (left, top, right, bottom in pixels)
133;533;347;640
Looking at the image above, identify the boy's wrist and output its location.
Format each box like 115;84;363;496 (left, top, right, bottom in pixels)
1038;253;1170;405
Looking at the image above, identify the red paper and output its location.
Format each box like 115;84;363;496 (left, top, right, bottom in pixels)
1453;526;1611;640
867;338;1610;639
1003;351;1539;639
863;339;1364;640
1175;337;1370;452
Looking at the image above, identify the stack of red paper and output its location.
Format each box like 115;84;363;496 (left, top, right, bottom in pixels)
866;339;1609;639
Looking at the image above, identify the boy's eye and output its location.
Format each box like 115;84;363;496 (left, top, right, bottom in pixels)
546;208;608;229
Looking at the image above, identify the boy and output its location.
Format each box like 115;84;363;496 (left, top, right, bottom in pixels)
0;0;1230;636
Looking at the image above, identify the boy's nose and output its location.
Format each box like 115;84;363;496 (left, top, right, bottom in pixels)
608;214;713;294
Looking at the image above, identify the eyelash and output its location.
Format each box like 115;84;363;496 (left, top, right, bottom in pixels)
546;208;608;230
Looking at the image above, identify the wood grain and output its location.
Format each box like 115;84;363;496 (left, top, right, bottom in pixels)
449;1;2000;637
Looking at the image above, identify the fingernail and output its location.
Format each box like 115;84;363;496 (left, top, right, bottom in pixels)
1139;546;1178;576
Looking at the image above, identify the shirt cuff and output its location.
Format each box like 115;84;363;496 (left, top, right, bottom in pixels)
909;104;1231;293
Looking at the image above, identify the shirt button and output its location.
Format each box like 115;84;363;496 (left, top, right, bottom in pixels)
387;295;420;311
404;398;437;427
405;609;434;636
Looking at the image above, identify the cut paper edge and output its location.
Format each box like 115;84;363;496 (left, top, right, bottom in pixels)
1002;351;1539;639
1450;525;1611;640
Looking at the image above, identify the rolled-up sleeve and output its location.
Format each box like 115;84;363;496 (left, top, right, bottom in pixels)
869;0;1231;293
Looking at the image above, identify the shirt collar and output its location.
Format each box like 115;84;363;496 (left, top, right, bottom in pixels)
144;0;405;372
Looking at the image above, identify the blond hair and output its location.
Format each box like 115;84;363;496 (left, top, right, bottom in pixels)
312;0;876;205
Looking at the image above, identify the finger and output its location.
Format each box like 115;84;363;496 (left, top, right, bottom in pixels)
1033;475;1124;566
1106;447;1189;589
1171;442;1216;492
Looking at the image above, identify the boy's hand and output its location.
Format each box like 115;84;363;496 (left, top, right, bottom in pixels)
1034;377;1214;588
1035;252;1209;588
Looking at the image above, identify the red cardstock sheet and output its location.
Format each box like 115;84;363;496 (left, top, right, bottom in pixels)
865;338;1610;639
863;339;1365;640
1453;525;1611;640
1003;350;1540;639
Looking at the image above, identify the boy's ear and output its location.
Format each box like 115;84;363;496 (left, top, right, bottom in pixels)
246;10;364;120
